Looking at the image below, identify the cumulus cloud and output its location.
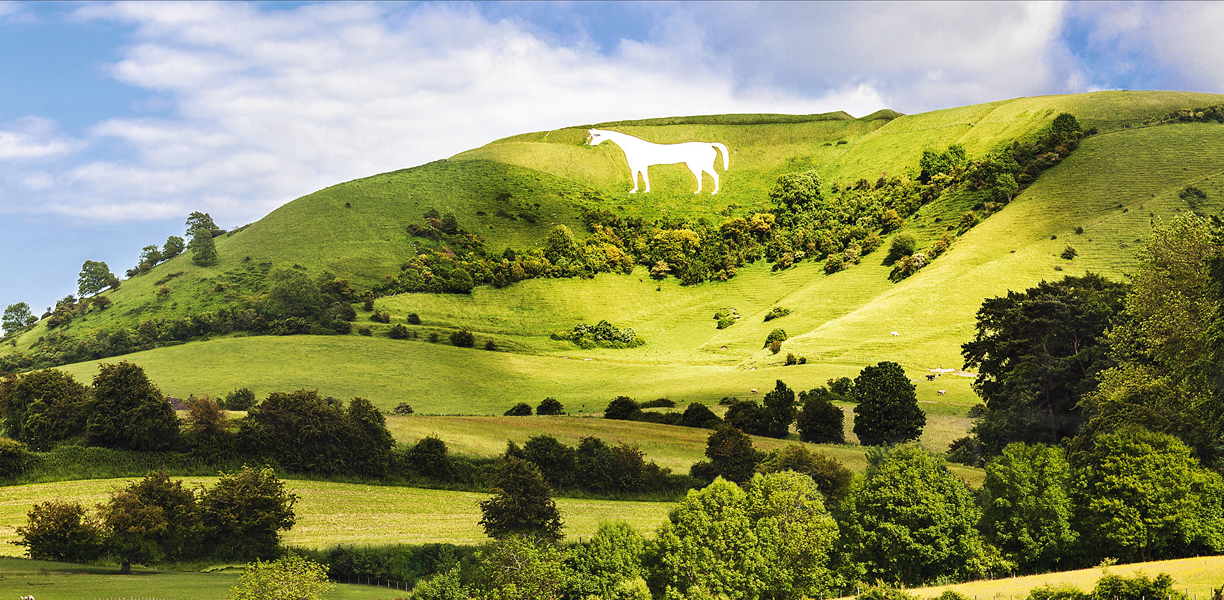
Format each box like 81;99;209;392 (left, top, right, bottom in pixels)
0;117;83;160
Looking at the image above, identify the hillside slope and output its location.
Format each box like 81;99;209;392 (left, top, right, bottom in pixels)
7;91;1224;419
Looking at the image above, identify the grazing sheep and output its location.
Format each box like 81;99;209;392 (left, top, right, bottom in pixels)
750;388;759;394
891;331;899;337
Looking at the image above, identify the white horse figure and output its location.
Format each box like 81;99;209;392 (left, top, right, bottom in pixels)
586;129;729;194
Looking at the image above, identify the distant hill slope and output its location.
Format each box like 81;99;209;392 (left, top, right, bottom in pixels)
7;91;1224;418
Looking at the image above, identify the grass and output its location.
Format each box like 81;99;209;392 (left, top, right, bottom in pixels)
0;556;416;600
0;478;675;559
910;556;1224;600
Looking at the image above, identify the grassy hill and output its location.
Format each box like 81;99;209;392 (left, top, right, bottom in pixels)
6;90;1224;432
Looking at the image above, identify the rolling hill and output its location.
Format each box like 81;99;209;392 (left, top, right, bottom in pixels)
5;90;1224;422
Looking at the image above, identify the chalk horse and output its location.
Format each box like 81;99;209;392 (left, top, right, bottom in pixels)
586;129;729;194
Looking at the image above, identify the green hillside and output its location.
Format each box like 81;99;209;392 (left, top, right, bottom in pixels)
6;90;1224;426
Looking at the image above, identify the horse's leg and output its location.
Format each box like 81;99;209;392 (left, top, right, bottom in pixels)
687;163;703;194
641;166;651;193
628;167;639;193
708;166;720;194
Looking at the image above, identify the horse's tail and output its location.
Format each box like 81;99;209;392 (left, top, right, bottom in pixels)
711;142;729;170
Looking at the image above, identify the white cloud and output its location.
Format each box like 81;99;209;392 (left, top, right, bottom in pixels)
20;1;882;224
0;117;83;159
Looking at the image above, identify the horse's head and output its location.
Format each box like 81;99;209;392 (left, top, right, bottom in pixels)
586;129;608;146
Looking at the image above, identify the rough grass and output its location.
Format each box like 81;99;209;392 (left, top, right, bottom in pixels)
0;556;406;600
0;478;674;559
910;556;1224;600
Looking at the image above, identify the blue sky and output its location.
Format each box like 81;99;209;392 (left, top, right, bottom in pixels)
3;1;1224;318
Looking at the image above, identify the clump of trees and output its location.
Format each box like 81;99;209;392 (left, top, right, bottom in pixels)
14;466;295;569
550;320;642;349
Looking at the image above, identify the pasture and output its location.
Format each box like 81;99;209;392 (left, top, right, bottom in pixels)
911;556;1224;600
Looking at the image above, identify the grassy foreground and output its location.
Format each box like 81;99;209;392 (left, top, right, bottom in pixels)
0;478;674;559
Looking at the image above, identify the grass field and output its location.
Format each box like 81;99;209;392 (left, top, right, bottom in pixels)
0;478;675;559
910;556;1224;600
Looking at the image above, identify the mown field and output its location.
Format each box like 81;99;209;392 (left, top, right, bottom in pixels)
911;556;1224;600
0;478;675;559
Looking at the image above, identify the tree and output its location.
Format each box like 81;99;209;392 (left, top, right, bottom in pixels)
97;469;204;573
725;399;768;436
139;244;162;267
201;466;297;560
162;235;185;258
184;395;234;462
567;521;647;600
962;273;1128;452
85;361;180;451
796;387;845;444
2;302;32;335
1073;427;1224;563
224;387;256;411
478;456;563;541
473;535;572;600
888;233;917;262
758;445;853;502
228;554;333;600
505;402;532;416
189;226;218;266
186;211;218;235
769;169;822;219
266;268;325;320
78;260;114;297
979;443;1077;573
522;434;577;489
603;396;641;420
762;379;797;438
537;397;564;415
681;402;722;429
14;500;105;562
545;224;582;263
837;445;997;585
345;396;395;478
0;369;88;449
241;390;393;476
702;425;759;484
852;362;925;446
407;435;453;480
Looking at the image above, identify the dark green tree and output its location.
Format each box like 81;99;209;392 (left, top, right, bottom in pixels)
852;361;925;446
188;226;218;266
522;434;576;489
186;211;218;234
85;361;180;451
796;387;845;444
504;402;532;416
241;390;392;476
77;260;114;297
1073;427;1224;562
14;500;104;563
703;425;759;484
758;445;853;502
681;402;722;429
97;469;204;573
979;443;1077;573
2;302;33;335
139;244;162;267
162;235;185;258
536;397;564;415
725;399;768;436
478;456;563;541
267;268;325;320
0;369;88;449
224;387;256;411
963;273;1128;452
406;435;453;480
200;465;296;559
762;379;797;438
346;396;395;478
603;396;640;420
837;445;996;585
769;169;822;223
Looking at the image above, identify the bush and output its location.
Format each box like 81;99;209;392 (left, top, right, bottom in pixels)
764;328;788;347
888;233;917;261
357;326;372;336
946;435;985;467
536;397;564;415
389;324;409;339
785;352;798;365
763;307;791;321
407;435;453;480
14;500;105;562
858;586;919;600
796;387;844;444
370;311;391;324
0;438;28;477
824;254;845;274
639;398;675;408
504;402;532;416
392;402;414;416
201;466;297;560
429;332;439;343
717;317;736;329
407;312;421;325
603;396;641;420
362;298;374;311
484;339;497;351
681;403;722;429
230;554;333;600
1061;245;1078;259
450;330;475;347
759;445;853;501
768;340;783;354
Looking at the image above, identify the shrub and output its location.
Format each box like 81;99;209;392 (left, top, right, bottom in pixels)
478;457;562;541
156;285;171;299
407;312;421;324
681;403;722;429
768;340;783;354
357;326;372;336
603;396;641;420
392;403;414;416
1074;226;1085;234
785;352;798;365
484;339;497;351
946;435;985;467
230;554;333;600
763;307;790;322
224;387;257;411
370;311;391;324
796;387;844;444
504;402;532;416
362;298;374;311
827;377;853;399
759;445;853;501
0;438;29;477
764;328;788;347
888;233;916;261
703;425;759;484
388;324;409;339
1061;245;1078;259
201;466;297;560
428;332;439;343
536;397;564;415
824;254;845;274
407;435;453;480
450;330;475;347
14;500;105;562
639;398;675;408
716;317;736;329
857;585;919;600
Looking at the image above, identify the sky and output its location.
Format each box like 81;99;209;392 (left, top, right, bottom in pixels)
3;0;1224;317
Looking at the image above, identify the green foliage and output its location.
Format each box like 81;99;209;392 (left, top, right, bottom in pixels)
202;465;297;560
551;320;643;349
185;395;235;463
536;397;564;415
566;521;646;599
13;499;104;562
406;434;454;480
979;443;1077;573
523;434;577;489
852;362;925;446
85;361;180;451
504;402;533;416
681;402;722;429
1092;571;1187;600
764;328;788;348
888;233;916;262
827;377;853;399
837;445;996;585
962;273;1128;452
796;387;845;444
770;169;823;217
189;226;219;266
0;437;29;477
857;586;920;600
412;565;470;600
224;387;256;411
97;469;205;571
162;235;185;258
2;302;33;336
78;260;115;297
758;444;853;502
763;306;791;322
1024;583;1088;600
919;144;968;183
228;553;333;600
450;329;475;347
1061;245;1078;259
478;456;563;541
701;425;758;484
761;379;797;438
474;535;571;600
724;399;767;436
267;268;326;319
604;396;641;421
242;390;395;476
1074;427;1224;562
0;369;88;449
393;402;414;415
